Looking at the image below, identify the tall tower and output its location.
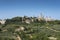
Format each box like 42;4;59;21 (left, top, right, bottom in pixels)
40;12;44;20
38;12;44;21
40;12;44;18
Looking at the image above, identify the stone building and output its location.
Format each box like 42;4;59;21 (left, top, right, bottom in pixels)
0;20;6;24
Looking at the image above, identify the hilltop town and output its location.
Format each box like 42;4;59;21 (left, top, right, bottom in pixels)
0;13;54;25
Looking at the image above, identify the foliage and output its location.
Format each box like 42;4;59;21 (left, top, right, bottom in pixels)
0;17;60;40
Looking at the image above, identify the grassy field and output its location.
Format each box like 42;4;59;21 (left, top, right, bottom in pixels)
0;23;60;40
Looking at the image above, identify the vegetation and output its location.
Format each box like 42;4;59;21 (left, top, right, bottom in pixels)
0;16;60;40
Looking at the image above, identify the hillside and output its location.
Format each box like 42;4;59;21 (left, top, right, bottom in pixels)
0;16;60;40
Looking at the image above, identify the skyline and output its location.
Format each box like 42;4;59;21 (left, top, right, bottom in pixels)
0;0;60;19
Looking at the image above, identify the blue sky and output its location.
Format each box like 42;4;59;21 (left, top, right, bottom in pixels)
0;0;60;19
